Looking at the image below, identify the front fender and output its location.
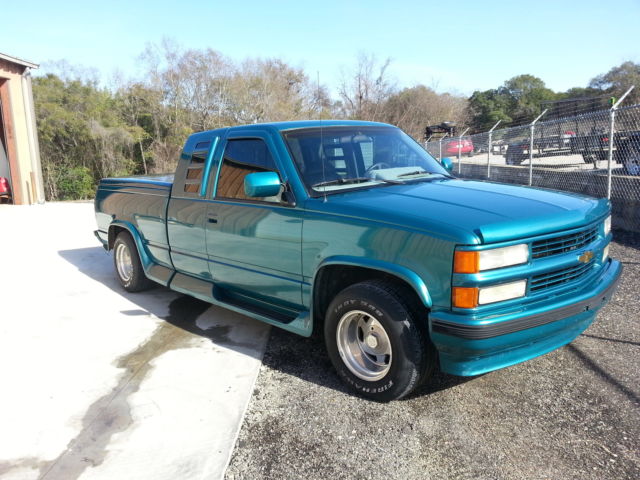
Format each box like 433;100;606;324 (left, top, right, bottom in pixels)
314;255;432;308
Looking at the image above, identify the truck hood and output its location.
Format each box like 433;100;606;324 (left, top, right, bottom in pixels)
309;179;609;244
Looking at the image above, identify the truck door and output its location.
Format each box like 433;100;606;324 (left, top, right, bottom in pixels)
205;131;304;313
167;139;218;280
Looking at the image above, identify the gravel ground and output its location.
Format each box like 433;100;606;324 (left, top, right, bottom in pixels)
226;233;640;480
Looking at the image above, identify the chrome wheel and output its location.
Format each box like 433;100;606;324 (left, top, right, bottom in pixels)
115;242;134;282
336;310;392;381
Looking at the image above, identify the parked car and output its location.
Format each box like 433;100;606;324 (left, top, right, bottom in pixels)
95;120;621;401
443;137;474;156
0;177;11;204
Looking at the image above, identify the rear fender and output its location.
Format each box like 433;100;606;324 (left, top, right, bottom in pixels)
108;221;153;271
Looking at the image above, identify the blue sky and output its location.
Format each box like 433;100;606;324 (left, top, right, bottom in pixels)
2;0;639;95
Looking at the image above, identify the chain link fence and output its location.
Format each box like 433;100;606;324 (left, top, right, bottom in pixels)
425;91;640;233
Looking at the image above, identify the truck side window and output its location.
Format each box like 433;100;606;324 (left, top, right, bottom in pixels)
183;153;206;194
216;138;281;202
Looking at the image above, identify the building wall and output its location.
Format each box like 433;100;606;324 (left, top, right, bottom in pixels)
0;58;43;204
0;126;9;182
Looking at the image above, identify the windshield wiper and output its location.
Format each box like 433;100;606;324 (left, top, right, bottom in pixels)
312;177;400;188
397;171;453;181
396;170;430;177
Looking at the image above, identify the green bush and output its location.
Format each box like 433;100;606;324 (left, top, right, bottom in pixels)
57;166;95;200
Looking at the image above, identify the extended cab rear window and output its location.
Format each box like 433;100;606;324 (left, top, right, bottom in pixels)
183;153;205;194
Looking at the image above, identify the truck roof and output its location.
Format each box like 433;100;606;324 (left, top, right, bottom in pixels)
239;119;393;131
195;119;392;137
183;120;396;155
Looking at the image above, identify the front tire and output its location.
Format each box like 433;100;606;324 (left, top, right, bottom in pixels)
113;232;154;292
324;280;435;401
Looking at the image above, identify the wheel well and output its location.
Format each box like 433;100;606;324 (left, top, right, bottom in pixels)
108;225;128;250
313;265;428;334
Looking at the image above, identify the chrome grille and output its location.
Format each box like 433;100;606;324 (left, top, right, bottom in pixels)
530;261;596;292
531;225;598;259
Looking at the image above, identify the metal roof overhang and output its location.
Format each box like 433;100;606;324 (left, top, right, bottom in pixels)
0;52;39;70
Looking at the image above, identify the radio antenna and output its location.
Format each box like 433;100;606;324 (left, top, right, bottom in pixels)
318;71;327;202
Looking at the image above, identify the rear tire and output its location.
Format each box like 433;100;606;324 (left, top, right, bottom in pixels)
324;280;435;401
113;232;154;292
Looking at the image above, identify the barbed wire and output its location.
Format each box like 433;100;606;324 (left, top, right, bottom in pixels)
425;102;640;232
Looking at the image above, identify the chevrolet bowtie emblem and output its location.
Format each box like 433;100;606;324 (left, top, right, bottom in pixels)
578;250;594;264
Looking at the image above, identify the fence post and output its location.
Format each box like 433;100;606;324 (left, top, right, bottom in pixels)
607;85;635;199
424;134;433;150
607;109;616;199
438;133;447;161
528;109;548;186
457;127;469;174
487;120;502;179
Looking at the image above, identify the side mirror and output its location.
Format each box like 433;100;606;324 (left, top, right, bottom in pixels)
441;157;454;172
244;171;282;198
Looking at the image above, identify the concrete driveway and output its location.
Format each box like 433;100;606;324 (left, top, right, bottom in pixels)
0;202;269;480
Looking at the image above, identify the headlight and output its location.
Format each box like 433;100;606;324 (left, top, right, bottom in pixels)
452;280;527;308
478;280;527;305
604;215;611;236
454;244;529;273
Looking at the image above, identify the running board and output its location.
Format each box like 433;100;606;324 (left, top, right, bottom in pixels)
169;272;312;337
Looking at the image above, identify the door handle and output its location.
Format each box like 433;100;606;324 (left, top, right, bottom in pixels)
207;213;218;224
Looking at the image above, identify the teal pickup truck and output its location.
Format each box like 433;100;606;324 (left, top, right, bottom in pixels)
95;120;622;401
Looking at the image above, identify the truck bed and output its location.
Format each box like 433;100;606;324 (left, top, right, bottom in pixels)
98;173;175;190
95;174;175;281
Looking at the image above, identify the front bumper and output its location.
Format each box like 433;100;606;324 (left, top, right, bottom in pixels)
430;258;623;376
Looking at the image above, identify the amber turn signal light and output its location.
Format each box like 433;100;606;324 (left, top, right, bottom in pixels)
454;251;479;274
452;287;479;308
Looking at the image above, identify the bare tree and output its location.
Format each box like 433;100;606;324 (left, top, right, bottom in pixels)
229;58;318;124
116;82;164;174
338;52;396;120
137;40;237;171
383;85;469;140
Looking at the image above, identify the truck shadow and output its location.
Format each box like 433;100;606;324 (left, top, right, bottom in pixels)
57;246;267;361
58;246;477;399
261;327;477;400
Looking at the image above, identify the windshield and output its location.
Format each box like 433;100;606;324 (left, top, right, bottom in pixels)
282;126;451;195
